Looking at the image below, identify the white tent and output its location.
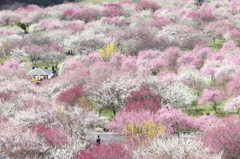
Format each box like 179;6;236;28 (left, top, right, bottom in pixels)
28;68;53;79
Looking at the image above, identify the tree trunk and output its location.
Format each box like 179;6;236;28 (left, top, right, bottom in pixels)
213;102;217;113
193;102;198;113
98;109;102;117
213;37;216;46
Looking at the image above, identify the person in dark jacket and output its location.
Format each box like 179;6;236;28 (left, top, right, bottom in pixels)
96;135;101;146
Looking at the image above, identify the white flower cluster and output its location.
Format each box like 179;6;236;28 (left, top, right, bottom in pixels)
91;73;143;111
132;136;222;159
178;68;212;90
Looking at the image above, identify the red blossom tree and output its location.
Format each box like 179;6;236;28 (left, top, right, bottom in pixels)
74;142;132;159
123;87;162;113
31;123;67;147
57;85;83;106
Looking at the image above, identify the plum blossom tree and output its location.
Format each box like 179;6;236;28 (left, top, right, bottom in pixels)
57;85;83;106
186;9;215;24
149;17;171;29
63;29;111;54
158;80;197;110
179;68;211;92
106;110;156;132
214;63;237;85
220;41;240;55
133;136;222;159
106;106;196;135
149;56;167;72
224;96;240;113
0;122;50;158
41;43;65;70
90;73;143;115
229;29;240;45
164;47;180;69
123;87;162;112
177;52;196;68
136;49;162;70
135;1;161;12
202;115;240;159
198;89;224;113
204;20;236;44
63;6;100;22
194;114;219;131
121;56;138;71
74;141;132;159
194;47;212;68
102;3;126;17
109;52;126;68
65;20;85;33
39;20;63;31
23;44;42;66
2;59;21;69
155;107;196;134
0;34;22;57
226;76;240;96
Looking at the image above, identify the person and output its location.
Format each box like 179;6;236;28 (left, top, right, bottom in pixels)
96;135;101;146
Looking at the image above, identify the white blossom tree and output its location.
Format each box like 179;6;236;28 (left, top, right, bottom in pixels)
90;73;143;115
132;136;222;159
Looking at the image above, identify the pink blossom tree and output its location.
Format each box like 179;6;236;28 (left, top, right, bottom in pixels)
198;89;224;113
102;4;126;18
2;59;21;69
65;21;85;33
149;17;171;29
0;122;50;158
23;44;43;67
229;29;240;46
186;9;215;24
204;20;235;45
194;114;219;131
63;7;100;22
121;56;138;71
164;47;180;70
224;96;240;113
177;52;196;68
226;76;240;96
202;115;240;159
109;52;126;69
155;108;196;134
135;1;161;12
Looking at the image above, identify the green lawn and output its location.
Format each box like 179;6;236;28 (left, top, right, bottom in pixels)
99;108;114;119
185;103;239;118
0;24;14;28
208;38;226;50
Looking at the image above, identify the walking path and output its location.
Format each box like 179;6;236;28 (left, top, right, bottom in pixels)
91;132;123;142
91;131;199;143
